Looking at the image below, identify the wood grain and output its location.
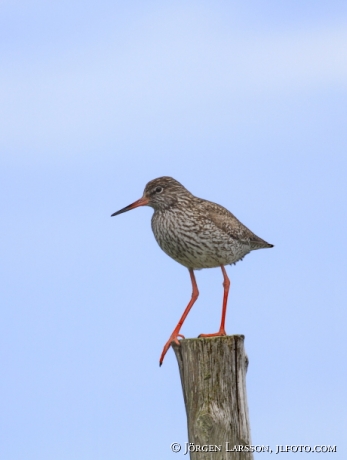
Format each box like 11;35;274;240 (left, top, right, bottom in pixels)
173;335;253;460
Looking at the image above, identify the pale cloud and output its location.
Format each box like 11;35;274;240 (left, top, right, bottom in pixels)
1;8;346;153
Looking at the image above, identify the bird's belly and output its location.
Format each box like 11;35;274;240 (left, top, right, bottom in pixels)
152;215;250;269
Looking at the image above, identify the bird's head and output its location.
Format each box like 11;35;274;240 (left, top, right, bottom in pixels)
111;176;190;216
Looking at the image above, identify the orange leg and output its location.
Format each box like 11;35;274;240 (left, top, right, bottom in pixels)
159;268;199;366
199;265;230;338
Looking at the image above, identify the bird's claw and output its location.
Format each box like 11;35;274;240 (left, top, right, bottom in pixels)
159;332;184;366
198;329;227;338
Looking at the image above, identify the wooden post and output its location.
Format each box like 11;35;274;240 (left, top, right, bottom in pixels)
172;335;253;460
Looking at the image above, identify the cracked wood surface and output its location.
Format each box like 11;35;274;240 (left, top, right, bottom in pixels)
173;335;253;460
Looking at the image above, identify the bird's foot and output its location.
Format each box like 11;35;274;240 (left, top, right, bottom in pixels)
198;329;227;338
159;331;184;366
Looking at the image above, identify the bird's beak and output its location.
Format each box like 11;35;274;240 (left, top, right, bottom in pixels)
111;196;149;216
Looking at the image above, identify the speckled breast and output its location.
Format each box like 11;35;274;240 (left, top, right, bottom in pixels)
151;208;250;269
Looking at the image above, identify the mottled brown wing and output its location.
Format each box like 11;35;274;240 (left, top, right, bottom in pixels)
199;199;273;250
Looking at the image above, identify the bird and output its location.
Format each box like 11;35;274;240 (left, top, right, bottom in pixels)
111;176;273;366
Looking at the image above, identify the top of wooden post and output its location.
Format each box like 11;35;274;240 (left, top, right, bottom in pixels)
172;335;253;460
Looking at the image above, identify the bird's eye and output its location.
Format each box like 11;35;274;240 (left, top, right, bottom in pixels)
155;186;163;193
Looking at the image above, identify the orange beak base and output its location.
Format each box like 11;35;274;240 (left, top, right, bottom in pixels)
111;196;149;216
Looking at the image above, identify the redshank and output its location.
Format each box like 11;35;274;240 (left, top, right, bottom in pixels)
111;177;273;365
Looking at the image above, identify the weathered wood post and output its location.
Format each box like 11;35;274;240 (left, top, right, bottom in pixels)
172;335;253;460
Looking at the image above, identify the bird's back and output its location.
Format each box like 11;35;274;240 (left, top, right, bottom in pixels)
198;198;273;250
151;194;273;270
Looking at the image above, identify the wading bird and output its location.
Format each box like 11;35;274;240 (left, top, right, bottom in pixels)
112;177;273;365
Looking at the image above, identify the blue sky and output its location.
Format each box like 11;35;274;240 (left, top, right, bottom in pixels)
1;1;346;459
